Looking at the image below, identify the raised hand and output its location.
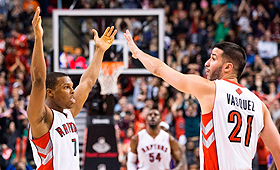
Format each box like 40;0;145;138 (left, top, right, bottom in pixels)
32;7;43;38
124;29;140;59
92;26;117;52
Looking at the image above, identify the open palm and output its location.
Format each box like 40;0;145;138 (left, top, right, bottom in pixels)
93;26;117;52
124;29;140;58
32;7;43;38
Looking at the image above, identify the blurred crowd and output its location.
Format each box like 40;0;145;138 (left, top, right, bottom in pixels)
0;0;280;170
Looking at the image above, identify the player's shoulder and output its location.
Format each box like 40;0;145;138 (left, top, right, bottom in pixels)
168;134;181;150
137;129;147;136
131;134;139;143
168;134;176;142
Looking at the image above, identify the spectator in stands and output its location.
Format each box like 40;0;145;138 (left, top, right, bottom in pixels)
214;5;230;43
224;29;243;47
183;99;200;139
0;143;12;169
5;46;27;84
115;96;128;113
252;55;271;78
157;84;168;113
172;6;189;39
7;0;23;23
0;75;7;106
133;79;148;110
268;2;277;20
6;157;33;170
266;82;278;105
252;21;266;38
197;20;208;47
251;4;270;26
21;4;35;32
250;73;269;96
237;0;252;34
269;99;280;123
173;107;185;140
81;18;97;37
115;17;132;54
0;30;6;54
5;122;20;155
268;13;280;41
257;30;278;65
245;44;255;67
10;30;28;56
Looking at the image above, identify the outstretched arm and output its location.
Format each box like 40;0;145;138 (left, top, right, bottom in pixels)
260;102;280;169
70;27;117;117
27;7;52;139
124;30;215;113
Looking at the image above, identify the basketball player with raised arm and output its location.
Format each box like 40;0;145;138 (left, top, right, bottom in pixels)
127;109;182;170
27;7;117;170
124;30;280;169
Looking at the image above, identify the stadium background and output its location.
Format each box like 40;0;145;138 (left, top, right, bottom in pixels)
0;0;280;169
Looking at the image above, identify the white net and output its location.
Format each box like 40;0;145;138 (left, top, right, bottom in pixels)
98;62;125;95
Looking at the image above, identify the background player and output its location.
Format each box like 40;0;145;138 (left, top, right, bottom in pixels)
127;109;182;170
27;7;116;170
124;30;280;169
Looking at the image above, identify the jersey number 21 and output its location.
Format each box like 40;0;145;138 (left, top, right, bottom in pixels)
228;110;254;147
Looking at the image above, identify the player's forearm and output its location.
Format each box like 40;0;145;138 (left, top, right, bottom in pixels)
30;37;46;82
134;50;164;77
172;159;183;170
171;150;183;170
79;47;105;87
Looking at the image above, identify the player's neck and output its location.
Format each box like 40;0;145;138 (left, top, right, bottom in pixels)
146;127;161;139
221;74;238;83
45;99;64;113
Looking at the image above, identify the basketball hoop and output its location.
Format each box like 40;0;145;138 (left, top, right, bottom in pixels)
98;62;125;95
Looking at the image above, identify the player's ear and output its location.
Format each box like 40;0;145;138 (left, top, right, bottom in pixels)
224;62;233;73
46;88;54;98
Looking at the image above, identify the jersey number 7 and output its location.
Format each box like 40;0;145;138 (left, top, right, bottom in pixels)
72;138;77;156
228;110;254;147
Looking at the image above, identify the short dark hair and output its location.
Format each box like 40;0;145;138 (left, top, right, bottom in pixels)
214;41;246;79
46;72;68;90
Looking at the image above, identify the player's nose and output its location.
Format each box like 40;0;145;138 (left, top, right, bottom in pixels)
205;59;210;67
70;87;75;94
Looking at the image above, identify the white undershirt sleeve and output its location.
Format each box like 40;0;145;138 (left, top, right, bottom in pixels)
127;151;137;170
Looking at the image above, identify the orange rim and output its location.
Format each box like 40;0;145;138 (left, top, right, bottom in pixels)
101;62;124;75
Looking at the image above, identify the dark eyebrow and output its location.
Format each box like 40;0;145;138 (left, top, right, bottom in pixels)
62;82;73;86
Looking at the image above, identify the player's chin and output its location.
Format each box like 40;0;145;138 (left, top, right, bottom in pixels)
205;72;210;79
149;124;157;129
149;121;157;126
206;74;212;80
66;102;75;109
